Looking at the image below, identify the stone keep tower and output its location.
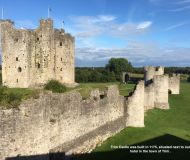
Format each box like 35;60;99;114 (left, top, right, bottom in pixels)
0;19;75;88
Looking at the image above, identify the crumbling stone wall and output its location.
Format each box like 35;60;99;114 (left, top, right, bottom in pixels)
0;95;50;159
144;82;155;111
144;66;180;111
0;19;75;88
153;75;169;109
0;69;180;159
0;85;126;160
144;66;164;84
126;81;145;127
169;74;180;94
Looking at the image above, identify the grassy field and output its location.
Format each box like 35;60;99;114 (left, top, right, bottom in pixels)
0;86;40;108
129;73;144;78
95;82;190;148
180;74;189;81
69;82;135;99
72;82;190;159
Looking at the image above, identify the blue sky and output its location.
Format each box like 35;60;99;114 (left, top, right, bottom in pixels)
0;0;190;67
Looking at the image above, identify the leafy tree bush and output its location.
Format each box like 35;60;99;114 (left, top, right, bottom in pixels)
0;86;23;107
75;58;133;83
75;68;117;83
44;80;66;93
106;58;133;81
0;72;2;85
187;75;190;82
6;92;22;106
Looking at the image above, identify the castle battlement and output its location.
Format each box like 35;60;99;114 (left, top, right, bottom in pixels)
0;19;75;88
144;66;164;83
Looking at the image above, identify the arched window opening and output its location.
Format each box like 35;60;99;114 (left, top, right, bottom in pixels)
16;57;18;61
60;42;63;46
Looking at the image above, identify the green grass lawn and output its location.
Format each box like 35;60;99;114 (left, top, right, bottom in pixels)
0;82;135;108
93;82;190;151
129;73;144;78
180;74;189;81
72;82;190;160
0;86;40;108
68;82;135;99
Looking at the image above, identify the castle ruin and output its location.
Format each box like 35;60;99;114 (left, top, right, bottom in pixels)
0;19;75;88
0;66;180;160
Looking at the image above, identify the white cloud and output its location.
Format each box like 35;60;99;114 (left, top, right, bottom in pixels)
75;41;190;67
110;21;152;38
69;15;112;38
148;0;163;4
164;22;187;31
174;0;190;5
70;15;116;25
169;0;190;12
136;21;152;29
69;15;152;39
92;15;116;23
169;5;190;12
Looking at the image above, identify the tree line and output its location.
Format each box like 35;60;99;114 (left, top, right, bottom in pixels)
0;61;190;83
75;60;190;83
76;58;133;83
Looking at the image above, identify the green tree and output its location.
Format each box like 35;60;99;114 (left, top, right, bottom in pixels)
187;75;190;82
75;69;91;82
0;72;2;85
106;58;133;81
44;80;66;93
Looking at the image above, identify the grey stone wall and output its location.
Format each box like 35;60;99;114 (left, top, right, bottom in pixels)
169;74;180;94
154;75;169;109
0;85;126;160
144;66;180;111
0;77;177;159
144;66;164;84
144;82;155;111
126;81;145;127
0;95;50;159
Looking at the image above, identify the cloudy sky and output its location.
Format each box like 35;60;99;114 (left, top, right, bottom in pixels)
0;0;190;67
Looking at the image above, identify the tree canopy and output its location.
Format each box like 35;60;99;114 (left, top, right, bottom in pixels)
105;58;133;81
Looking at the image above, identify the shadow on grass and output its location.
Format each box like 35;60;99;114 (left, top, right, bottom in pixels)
6;134;190;160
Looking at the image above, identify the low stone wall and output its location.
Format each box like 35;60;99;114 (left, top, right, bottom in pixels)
49;85;125;154
0;85;126;160
0;96;50;160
